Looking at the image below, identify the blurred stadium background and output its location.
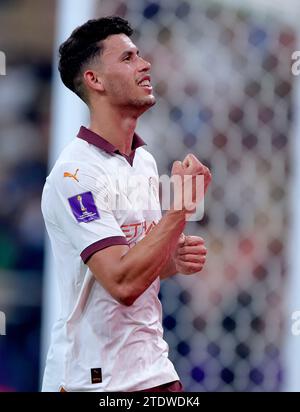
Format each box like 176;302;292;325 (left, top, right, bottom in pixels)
0;0;300;392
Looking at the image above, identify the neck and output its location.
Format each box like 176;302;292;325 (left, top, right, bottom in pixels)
89;104;138;156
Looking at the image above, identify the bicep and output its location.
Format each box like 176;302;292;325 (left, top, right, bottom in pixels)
87;244;130;303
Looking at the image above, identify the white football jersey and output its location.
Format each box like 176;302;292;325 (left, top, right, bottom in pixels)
41;127;179;392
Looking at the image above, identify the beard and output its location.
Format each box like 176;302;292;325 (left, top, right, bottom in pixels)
125;94;156;113
106;79;156;114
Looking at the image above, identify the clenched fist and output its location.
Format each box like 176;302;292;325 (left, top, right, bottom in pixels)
171;153;211;213
174;234;207;275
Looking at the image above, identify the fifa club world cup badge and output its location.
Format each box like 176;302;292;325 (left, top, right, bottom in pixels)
68;191;100;223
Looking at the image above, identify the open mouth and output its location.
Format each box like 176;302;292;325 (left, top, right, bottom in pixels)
139;80;151;87
137;75;152;89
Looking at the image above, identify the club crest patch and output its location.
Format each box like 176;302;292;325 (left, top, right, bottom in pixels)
68;191;100;223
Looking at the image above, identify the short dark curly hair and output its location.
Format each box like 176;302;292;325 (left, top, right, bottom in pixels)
58;16;133;103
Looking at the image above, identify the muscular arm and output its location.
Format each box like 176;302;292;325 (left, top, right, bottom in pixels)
88;209;185;306
88;153;211;306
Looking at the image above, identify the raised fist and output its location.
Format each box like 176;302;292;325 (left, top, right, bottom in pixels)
171;153;212;213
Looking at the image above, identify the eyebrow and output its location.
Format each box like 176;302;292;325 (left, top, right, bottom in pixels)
120;48;140;60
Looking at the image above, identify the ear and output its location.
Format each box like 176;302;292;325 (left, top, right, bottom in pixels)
83;70;105;93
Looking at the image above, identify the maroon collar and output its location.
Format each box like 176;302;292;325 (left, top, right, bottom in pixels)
77;126;146;166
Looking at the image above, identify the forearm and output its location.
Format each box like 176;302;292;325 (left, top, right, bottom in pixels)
159;257;177;280
89;153;211;305
117;209;185;301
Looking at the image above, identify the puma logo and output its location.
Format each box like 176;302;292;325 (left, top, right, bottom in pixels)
64;168;79;182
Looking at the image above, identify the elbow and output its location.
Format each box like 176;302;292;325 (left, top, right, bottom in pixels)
118;296;136;307
93;272;138;306
115;286;137;307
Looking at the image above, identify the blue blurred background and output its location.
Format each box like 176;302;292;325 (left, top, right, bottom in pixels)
0;0;299;392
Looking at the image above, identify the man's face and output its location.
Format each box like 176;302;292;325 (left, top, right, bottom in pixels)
96;34;156;112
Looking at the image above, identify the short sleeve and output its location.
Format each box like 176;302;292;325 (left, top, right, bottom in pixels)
44;162;128;263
